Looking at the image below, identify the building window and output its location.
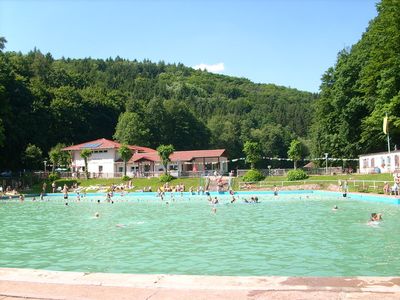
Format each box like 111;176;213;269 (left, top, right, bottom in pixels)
363;159;368;168
118;167;123;172
371;158;375;167
98;166;103;172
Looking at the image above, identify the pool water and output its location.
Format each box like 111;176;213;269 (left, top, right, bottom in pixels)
0;194;399;276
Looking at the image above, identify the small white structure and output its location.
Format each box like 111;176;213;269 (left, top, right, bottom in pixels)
359;150;400;174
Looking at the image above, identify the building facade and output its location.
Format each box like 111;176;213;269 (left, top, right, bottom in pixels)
62;138;228;178
359;150;400;174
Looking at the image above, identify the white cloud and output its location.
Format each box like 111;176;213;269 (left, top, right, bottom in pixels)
193;62;224;73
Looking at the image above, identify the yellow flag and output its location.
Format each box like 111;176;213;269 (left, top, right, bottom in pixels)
383;116;388;135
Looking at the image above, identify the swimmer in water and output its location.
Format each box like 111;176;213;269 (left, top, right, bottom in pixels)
368;213;382;226
332;205;338;211
212;206;217;214
370;213;382;221
94;212;99;218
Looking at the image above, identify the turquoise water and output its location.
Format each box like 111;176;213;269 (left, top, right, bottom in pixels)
0;194;399;276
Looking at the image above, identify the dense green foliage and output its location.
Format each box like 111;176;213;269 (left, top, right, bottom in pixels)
23;143;43;170
159;174;175;183
0;41;315;170
48;172;60;182
242;169;265;182
48;143;70;172
243;141;262;169
287;169;309;181
157;144;175;175
287;139;303;169
311;0;400;158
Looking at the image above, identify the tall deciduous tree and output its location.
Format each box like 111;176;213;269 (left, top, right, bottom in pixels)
23;144;43;170
118;144;132;176
243;141;262;169
287;139;303;169
49;143;69;172
157;144;175;175
80;149;92;179
113;112;150;146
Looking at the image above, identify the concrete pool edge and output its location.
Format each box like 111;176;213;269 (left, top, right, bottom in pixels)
1;268;400;300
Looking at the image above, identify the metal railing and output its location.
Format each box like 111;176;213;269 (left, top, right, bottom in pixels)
237;179;389;192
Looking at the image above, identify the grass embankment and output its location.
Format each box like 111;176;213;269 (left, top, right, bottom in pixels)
28;173;393;194
30;177;206;194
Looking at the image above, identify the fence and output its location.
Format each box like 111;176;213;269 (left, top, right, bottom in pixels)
237;167;346;177
237;179;388;193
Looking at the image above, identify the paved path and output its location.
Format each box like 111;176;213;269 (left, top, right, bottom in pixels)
1;268;400;299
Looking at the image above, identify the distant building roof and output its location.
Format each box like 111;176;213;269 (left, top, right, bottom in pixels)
303;161;316;169
358;150;400;157
62;138;156;153
130;149;227;163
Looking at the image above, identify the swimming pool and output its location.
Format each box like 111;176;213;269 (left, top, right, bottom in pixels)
0;192;399;276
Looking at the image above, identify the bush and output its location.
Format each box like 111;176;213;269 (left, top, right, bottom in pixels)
122;175;131;181
159;174;175;183
287;169;309;181
48;172;60;182
55;179;78;188
242;169;265;182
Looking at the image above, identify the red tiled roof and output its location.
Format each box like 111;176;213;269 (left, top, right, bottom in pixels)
62;138;156;152
128;145;157;153
130;149;227;163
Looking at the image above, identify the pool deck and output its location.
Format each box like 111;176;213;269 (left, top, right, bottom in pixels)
0;268;400;299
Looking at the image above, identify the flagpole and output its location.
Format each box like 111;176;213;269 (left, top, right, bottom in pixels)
386;113;391;153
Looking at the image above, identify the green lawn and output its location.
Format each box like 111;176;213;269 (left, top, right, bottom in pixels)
27;173;394;194
29;176;205;194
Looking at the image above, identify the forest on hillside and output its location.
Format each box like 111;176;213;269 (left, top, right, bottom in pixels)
2;0;397;172
311;0;400;159
0;39;316;170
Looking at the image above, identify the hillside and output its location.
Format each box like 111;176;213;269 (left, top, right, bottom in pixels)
0;46;316;170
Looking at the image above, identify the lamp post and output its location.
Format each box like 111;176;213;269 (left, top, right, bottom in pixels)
324;153;328;175
43;160;47;174
268;165;271;176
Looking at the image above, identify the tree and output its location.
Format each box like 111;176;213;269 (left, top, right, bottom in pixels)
287;139;303;169
118;144;132;176
243;141;262;169
23;144;43;170
0;37;6;51
49;143;69;172
0;119;4;147
157;144;175;175
80;149;92;179
113;112;150;146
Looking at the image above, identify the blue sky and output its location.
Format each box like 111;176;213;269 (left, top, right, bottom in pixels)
0;0;378;92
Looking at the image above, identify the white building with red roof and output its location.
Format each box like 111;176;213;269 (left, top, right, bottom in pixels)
62;138;228;178
130;149;228;177
62;138;156;178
